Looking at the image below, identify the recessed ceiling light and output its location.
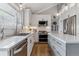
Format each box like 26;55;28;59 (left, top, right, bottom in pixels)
19;3;23;8
56;13;60;16
19;3;23;10
69;3;76;8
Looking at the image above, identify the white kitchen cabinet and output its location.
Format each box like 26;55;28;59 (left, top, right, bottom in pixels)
24;9;32;26
0;49;10;56
27;33;34;56
48;33;79;56
27;32;39;56
33;32;38;42
0;32;36;56
48;33;66;56
0;35;29;56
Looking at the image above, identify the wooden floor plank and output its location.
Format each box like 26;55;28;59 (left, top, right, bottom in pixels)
31;43;50;56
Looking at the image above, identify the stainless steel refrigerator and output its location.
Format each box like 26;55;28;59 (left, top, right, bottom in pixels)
63;15;76;35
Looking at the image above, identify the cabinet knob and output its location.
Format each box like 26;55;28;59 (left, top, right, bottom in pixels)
30;40;31;43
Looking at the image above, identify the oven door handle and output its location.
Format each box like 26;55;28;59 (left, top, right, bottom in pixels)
14;43;26;54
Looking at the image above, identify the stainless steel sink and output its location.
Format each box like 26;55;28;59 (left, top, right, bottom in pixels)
17;33;30;36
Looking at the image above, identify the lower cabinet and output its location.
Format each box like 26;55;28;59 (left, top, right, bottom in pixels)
33;32;38;42
27;32;38;56
48;33;79;56
48;34;66;56
27;34;34;56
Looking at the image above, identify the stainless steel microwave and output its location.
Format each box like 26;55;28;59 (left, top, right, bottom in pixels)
39;21;48;26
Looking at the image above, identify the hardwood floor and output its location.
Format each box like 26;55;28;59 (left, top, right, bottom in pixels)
31;42;50;56
14;42;54;56
14;44;27;56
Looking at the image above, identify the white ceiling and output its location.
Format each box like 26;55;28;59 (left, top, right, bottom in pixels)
38;5;57;15
16;3;58;15
23;3;57;13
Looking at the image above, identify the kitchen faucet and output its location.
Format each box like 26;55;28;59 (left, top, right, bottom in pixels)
1;27;4;40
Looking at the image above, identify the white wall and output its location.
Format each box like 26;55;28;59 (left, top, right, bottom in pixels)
31;14;51;32
16;11;23;34
0;3;21;40
58;4;79;36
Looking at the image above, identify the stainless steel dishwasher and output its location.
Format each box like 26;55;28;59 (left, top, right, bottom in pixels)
13;39;27;56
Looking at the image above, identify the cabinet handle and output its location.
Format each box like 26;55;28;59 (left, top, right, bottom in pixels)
56;41;62;45
30;40;31;43
14;43;26;54
56;50;61;56
53;46;61;56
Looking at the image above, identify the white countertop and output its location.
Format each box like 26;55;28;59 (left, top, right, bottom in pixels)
48;32;79;44
0;33;32;49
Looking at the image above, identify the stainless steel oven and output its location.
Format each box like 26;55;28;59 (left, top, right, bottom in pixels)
13;39;27;56
39;31;48;42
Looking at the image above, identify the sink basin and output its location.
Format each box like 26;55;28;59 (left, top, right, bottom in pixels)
17;33;30;36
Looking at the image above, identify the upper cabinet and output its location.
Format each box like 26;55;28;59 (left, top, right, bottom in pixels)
24;9;32;26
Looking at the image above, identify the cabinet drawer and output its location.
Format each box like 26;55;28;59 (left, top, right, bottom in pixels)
49;37;65;50
53;45;66;56
49;34;65;47
54;44;66;56
53;46;61;56
55;39;66;50
50;36;65;48
48;34;66;56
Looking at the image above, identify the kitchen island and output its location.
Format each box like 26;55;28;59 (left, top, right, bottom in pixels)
48;32;79;56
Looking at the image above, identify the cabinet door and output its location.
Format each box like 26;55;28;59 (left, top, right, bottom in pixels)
27;35;34;56
48;34;66;56
48;35;51;46
27;36;32;56
48;34;54;47
34;32;38;42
